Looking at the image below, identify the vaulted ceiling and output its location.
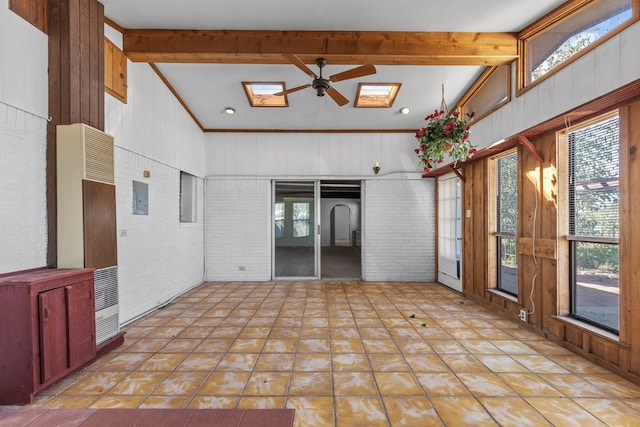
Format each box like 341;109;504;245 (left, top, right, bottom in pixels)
100;0;567;131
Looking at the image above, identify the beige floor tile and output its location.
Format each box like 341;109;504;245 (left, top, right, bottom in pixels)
90;395;145;408
439;353;490;373
146;326;186;339
198;372;250;396
254;353;295;371
405;354;451;373
95;353;152;371
332;353;370;371
238;327;272;339
511;354;571;374
480;397;553;426
394;339;433;354
294;353;332;371
331;339;365;353
457;373;517;397
459;339;504;355
286;396;335;427
331;327;360;339
108;371;169;395
63;372;129;395
298;338;330;353
382;397;442;426
244;372;291;396
359;327;391;339
153;371;208;395
188;396;238;409
582;374;640;398
137;353;188;371
526;397;607;426
416;372;470;396
539;374;609;397
194;338;233;353
216;353;259;371
299;327;330;339
40;396;99;409
228;338;266;353
574;398;640;425
476;354;529;373
289;372;333;396
362;339;398;353
238;396;287;409
335;396;387;427
177;353;223;371
429;340;469;355
368;353;410;372
262;338;298;353
123;338;171;353
139;396;191;409
417;327;454;340
430;396;498;426
374;372;423;396
333;372;378;396
497;373;564;397
550;355;612;374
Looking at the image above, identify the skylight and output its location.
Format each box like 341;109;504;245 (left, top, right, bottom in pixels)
354;83;401;108
242;82;288;107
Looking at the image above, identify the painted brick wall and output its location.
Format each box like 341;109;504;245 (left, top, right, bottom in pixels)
363;178;436;282
0;103;48;274
115;147;204;324
205;179;271;281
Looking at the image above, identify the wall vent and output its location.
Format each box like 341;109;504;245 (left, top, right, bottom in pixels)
94;266;119;345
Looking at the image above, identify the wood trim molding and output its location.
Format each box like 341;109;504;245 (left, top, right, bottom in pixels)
122;30;518;66
8;0;48;33
149;64;205;132
104;17;124;34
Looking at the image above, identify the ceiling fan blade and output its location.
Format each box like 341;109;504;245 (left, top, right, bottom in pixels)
283;54;318;78
329;64;376;82
273;83;311;96
326;86;350;106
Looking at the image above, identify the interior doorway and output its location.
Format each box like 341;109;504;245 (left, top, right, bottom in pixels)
272;180;362;280
320;181;362;279
437;174;463;292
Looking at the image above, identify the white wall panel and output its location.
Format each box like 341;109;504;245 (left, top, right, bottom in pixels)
105;62;205;178
115;148;204;323
205;132;419;177
205;179;271;281
0;4;48;274
363;178;436;281
0;5;48;117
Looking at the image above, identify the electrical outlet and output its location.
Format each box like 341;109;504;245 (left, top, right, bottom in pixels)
519;309;527;322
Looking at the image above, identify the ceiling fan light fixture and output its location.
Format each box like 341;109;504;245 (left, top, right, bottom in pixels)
223;107;236;115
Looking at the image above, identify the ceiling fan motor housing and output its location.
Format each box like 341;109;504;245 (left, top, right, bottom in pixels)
313;58;329;96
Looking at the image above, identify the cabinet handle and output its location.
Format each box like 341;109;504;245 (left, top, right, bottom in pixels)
43;307;50;319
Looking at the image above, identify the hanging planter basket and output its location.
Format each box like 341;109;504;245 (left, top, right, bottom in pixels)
414;85;476;172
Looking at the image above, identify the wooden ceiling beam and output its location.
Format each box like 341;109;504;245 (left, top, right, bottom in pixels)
123;29;518;66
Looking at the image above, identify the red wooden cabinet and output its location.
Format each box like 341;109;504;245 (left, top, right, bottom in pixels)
0;268;96;404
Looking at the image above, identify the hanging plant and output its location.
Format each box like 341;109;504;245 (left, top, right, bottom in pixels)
414;109;476;172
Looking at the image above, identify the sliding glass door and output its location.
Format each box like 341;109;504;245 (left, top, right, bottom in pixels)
273;181;319;278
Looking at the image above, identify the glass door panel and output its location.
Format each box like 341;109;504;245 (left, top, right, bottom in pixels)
274;181;318;278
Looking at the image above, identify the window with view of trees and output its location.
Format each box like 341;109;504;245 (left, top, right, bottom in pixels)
521;0;635;88
568;113;619;333
496;152;518;296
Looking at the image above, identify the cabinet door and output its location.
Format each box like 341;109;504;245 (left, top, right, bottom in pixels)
38;288;68;383
66;280;97;368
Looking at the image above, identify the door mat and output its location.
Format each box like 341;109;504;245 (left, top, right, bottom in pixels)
0;408;295;427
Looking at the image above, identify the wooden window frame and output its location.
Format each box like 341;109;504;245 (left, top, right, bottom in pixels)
487;148;520;298
454;65;511;124
516;0;640;96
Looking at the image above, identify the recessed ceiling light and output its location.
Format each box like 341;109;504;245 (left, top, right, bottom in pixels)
400;107;411;115
224;107;236;115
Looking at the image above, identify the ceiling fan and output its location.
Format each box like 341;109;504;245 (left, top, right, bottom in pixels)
275;54;376;106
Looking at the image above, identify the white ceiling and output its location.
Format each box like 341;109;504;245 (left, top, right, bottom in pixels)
100;0;567;131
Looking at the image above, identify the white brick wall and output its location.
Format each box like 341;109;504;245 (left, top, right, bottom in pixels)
205;179;271;281
0;103;48;274
363;178;436;281
115;147;204;323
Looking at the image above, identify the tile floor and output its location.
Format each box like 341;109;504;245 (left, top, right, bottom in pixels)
13;282;640;426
